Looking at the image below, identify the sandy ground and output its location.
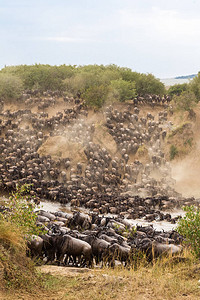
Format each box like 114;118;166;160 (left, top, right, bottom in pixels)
37;265;91;276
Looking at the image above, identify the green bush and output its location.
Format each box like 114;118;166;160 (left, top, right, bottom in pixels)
1;184;43;237
177;206;200;257
110;78;136;102
0;63;166;105
0;73;23;101
1;64;75;92
172;91;197;112
189;72;200;100
135;73;165;96
170;145;178;160
83;85;111;108
168;83;188;97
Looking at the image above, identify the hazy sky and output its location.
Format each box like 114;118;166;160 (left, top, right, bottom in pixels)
0;0;200;78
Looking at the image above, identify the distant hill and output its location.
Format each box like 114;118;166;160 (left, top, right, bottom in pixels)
175;74;197;79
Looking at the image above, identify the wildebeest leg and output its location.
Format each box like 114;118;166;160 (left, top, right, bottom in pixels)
73;254;78;266
80;256;86;267
57;252;65;265
64;254;70;265
94;255;99;265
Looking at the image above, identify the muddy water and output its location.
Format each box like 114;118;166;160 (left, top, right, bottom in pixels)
38;200;184;231
0;196;184;231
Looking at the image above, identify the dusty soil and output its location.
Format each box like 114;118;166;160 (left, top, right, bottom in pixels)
37;265;91;276
93;124;117;155
4;98;200;198
170;105;200;198
38;136;87;163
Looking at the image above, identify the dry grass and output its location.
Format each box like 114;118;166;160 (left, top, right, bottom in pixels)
41;257;200;300
0;220;25;250
2;249;200;300
0;219;44;295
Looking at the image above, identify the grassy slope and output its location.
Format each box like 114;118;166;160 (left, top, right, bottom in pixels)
0;219;45;298
1;250;200;300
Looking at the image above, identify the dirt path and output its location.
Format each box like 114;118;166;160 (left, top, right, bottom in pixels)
37;265;92;277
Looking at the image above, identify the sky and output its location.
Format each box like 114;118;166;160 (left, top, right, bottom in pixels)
0;0;200;78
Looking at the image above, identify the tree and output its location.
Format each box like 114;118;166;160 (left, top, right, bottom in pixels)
189;72;200;101
110;79;136;102
177;206;200;257
0;63;166;99
0;73;23;101
135;73;165;96
83;85;110;108
0;64;76;92
172;91;197;112
168;83;188;97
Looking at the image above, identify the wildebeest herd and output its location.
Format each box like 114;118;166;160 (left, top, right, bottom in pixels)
0;90;195;267
27;209;183;268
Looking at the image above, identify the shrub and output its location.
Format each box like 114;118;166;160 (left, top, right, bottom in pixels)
168;83;188;97
1;184;43;237
135;73;166;96
110;79;136;102
83;85;111;108
189;72;200;100
177;206;200;257
0;73;23;101
170;145;178;160
184;138;193;147
0;64;166;99
172;91;197;112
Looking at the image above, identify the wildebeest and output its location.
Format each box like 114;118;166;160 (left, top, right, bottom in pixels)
56;234;93;267
27;235;44;258
107;243;131;267
139;240;182;261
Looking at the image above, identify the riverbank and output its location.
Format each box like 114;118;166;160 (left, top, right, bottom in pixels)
2;251;200;300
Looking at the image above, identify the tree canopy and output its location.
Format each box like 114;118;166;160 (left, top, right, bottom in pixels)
0;64;166;107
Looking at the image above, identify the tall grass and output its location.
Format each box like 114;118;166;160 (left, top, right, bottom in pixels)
0;219;25;250
0;219;44;292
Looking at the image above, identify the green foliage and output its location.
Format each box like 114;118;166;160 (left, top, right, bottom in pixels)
168;122;191;137
172;91;197;112
189;72;200;100
1;64;75;92
170;145;178;160
0;73;23;101
168;83;188;97
0;63;166;107
136;145;148;157
1;184;43;237
83;85;110;108
177;206;200;257
135;73;165;96
110;79;136;102
184;138;193;147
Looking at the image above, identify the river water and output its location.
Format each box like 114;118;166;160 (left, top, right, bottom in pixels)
0;196;185;232
160;78;191;87
38;200;185;232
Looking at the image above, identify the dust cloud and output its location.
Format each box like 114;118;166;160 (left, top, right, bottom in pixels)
171;142;200;198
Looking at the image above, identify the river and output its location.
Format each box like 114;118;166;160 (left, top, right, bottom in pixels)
0;195;185;231
38;199;185;232
160;77;191;87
